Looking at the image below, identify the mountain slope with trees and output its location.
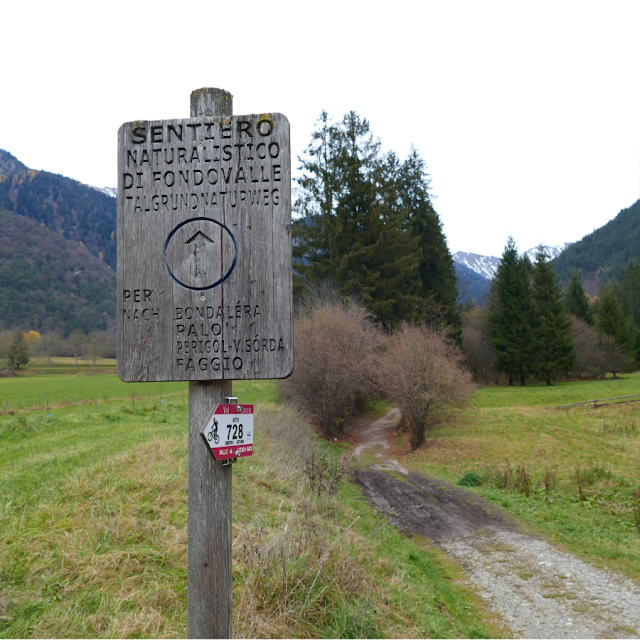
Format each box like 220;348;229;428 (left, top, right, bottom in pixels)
455;262;491;305
0;149;116;269
553;198;640;293
0;208;115;334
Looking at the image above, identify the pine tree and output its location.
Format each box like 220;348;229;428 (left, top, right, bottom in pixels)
565;270;593;325
293;111;342;288
334;150;420;328
294;112;423;328
596;287;638;368
532;248;576;385
7;331;29;369
488;238;535;386
612;263;640;347
399;147;460;334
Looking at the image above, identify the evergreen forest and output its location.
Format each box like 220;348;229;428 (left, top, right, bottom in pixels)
0;209;115;334
553;198;640;292
293;112;459;333
0;151;117;269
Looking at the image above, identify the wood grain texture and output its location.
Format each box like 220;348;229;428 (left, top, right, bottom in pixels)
187;88;233;640
187;379;232;639
117;111;293;382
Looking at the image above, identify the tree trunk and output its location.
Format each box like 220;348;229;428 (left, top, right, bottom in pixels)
520;375;526;386
508;373;514;386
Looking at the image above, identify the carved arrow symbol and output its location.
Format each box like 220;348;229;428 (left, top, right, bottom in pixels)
185;231;214;279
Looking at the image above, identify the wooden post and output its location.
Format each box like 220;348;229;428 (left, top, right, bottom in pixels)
188;88;233;639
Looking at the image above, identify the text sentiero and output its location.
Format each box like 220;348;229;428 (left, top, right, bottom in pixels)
201;404;254;461
122;118;283;214
117;113;293;383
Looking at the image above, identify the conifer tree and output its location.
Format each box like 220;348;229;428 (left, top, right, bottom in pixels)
565;270;593;325
596;287;638;365
612;263;640;328
293;111;454;329
293;111;342;288
7;331;29;369
532;248;576;385
334;149;420;328
399;147;460;334
488;238;535;385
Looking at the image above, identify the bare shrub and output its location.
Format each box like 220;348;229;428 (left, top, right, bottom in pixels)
280;296;379;439
376;323;474;450
570;317;632;379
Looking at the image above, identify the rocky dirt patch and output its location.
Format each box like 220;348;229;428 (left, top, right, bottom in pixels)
353;410;640;639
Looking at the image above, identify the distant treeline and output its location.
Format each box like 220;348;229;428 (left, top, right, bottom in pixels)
463;238;640;384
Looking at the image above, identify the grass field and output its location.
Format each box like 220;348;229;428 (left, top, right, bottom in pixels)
394;375;640;580
0;361;281;412
0;372;501;638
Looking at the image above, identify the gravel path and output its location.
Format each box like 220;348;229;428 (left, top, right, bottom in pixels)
353;410;640;639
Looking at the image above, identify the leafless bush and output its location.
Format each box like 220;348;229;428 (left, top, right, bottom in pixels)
570;317;632;379
375;323;474;450
303;451;343;498
280;296;379;439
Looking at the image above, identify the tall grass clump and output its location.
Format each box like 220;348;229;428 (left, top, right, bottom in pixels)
280;293;379;439
233;404;382;638
376;323;474;449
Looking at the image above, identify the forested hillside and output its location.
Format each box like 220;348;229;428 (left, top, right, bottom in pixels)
0;208;115;334
553;199;640;293
0;150;116;269
455;262;491;305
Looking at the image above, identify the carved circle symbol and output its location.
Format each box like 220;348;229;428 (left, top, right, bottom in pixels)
164;217;237;291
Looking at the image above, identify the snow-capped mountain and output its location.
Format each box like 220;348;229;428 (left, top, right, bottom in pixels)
453;243;573;281
89;185;117;198
452;252;501;280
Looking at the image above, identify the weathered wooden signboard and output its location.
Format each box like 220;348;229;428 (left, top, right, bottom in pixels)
117;114;293;382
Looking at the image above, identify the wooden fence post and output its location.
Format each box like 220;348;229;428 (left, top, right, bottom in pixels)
188;88;234;640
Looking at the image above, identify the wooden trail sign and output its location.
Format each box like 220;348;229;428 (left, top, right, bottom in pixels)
117;88;293;639
117;113;293;382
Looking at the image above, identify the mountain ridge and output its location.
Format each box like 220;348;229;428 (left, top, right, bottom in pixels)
553;199;640;295
0;152;117;269
453;244;572;281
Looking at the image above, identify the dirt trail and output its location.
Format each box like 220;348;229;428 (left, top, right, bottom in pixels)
353;410;640;639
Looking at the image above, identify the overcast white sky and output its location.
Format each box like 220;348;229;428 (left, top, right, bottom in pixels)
2;0;639;257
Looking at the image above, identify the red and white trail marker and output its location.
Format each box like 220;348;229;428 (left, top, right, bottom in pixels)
201;404;254;460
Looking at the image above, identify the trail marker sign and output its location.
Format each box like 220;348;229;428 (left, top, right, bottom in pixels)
117;113;293;382
201;404;254;461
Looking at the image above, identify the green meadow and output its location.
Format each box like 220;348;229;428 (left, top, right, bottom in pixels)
399;375;640;580
0;358;280;411
0;369;501;639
